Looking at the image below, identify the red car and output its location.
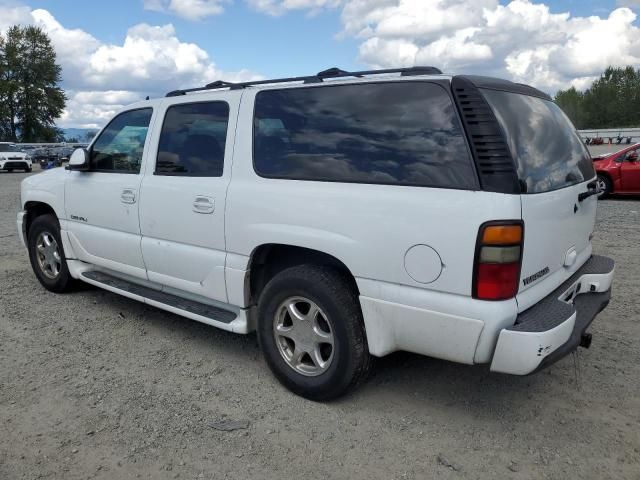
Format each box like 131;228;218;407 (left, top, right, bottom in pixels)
593;143;640;197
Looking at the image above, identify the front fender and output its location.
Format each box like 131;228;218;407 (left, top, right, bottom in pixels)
20;169;67;219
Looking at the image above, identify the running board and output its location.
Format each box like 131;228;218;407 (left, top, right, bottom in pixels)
80;270;250;333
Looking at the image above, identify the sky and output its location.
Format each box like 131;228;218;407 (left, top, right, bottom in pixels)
1;0;639;128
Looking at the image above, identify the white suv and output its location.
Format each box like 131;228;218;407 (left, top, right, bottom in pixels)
17;67;614;400
1;142;32;172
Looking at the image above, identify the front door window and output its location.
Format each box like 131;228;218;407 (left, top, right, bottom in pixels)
90;108;153;173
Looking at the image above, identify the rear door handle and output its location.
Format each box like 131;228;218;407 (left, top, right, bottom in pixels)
121;188;136;204
193;196;215;214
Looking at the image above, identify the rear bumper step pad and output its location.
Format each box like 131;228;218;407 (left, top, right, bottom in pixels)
490;255;614;375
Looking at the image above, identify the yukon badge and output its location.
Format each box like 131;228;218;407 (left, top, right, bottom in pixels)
523;266;550;286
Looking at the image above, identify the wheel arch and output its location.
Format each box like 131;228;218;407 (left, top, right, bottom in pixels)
24;201;58;238
246;243;359;306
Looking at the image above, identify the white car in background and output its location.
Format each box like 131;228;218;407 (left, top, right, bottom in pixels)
0;143;32;172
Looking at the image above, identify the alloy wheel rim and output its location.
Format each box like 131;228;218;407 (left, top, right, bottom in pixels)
597;177;607;196
273;296;335;376
36;231;61;279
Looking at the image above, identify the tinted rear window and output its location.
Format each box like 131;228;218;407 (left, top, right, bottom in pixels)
482;89;594;193
253;82;477;189
156;101;229;177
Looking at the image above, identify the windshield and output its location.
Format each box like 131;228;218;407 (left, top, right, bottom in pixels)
482;89;594;193
0;144;18;152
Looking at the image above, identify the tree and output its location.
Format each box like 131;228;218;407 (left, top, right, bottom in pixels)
0;25;66;142
84;130;98;142
555;66;640;129
554;87;584;128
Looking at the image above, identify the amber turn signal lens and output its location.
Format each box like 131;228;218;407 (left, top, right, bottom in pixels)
481;225;522;245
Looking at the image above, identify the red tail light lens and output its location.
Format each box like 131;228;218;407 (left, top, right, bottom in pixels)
476;262;520;299
473;222;523;301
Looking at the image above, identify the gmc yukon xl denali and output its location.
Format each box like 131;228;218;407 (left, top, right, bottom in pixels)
17;67;614;400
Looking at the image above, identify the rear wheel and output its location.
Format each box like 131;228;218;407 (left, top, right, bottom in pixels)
28;214;74;292
597;174;612;198
257;265;371;401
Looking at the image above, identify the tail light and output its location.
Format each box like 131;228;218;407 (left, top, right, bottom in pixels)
473;222;523;300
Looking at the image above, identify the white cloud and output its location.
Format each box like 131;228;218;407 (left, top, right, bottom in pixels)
57;93;126;129
243;0;640;92
0;5;260;127
246;0;341;16
341;0;497;41
3;0;640;126
0;4;31;31
143;0;228;20
338;0;640;92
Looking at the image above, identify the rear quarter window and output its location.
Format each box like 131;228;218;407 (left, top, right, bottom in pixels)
253;82;477;189
482;89;594;193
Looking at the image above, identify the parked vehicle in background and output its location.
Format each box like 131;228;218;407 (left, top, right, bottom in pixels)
54;146;74;162
592;152;613;162
585;137;604;145
18;145;37;154
51;145;74;165
32;147;61;169
17;67;615;400
594;143;640;197
0;142;32;172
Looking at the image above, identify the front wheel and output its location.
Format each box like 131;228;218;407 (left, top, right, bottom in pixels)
257;265;372;401
27;214;74;292
25;166;32;172
597;174;612;199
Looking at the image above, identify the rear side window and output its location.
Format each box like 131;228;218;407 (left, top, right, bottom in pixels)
253;82;476;189
482;90;594;193
156;101;229;176
91;108;152;173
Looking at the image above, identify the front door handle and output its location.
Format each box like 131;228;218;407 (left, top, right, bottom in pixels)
193;196;215;214
121;188;136;204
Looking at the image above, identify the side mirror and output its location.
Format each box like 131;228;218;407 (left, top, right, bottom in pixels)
66;148;89;171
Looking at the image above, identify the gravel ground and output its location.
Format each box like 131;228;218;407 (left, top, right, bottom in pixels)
1;170;639;480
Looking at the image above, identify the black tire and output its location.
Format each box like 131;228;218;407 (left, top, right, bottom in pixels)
25;166;32;172
257;265;372;401
7;168;13;173
597;174;612;199
27;214;74;293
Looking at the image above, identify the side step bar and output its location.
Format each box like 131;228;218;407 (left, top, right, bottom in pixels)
80;270;251;333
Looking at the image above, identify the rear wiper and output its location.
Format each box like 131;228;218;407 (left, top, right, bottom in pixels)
578;181;601;202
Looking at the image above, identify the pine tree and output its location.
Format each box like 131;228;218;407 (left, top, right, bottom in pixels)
0;25;66;142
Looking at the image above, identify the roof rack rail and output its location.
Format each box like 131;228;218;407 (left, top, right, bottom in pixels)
205;80;236;89
165;65;442;97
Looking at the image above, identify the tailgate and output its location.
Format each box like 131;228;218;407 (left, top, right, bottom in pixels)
479;88;598;312
517;181;597;311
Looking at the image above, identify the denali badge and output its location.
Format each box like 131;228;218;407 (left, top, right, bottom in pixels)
523;266;550;286
70;214;87;222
